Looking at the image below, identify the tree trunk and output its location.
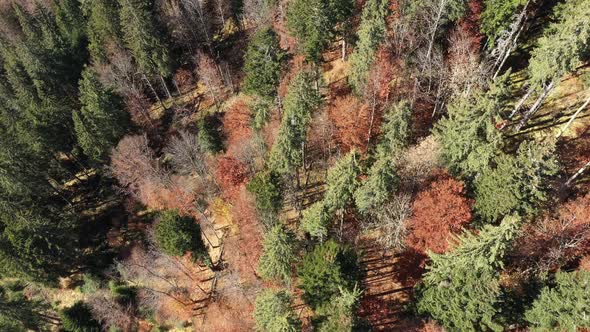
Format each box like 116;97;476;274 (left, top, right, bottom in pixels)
492;0;530;78
160;75;172;99
516;81;555;131
143;74;163;107
341;39;346;61
565;160;590;187
509;86;533;118
556;94;590;138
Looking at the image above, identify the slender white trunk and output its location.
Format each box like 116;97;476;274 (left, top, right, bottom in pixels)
510;86;533;118
516;80;555;131
160;75;172;99
556;94;590;138
565;160;590;187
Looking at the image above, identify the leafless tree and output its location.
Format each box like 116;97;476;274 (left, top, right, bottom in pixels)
93;44;143;97
164;131;208;177
87;291;136;331
361;193;412;251
196;51;224;108
110;135;163;195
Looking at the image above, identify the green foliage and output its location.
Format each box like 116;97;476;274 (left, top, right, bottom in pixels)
74;68;128;163
298;240;359;308
354;154;399;214
118;0;170;77
197;116;223;154
300;201;331;240
80;274;101;294
243;28;285;98
108;280;136;305
258;224;296;283
323;151;360;212
154;210;208;260
527;0;590;87
315;285;362;332
252;97;274;130
286;0;331;62
254;289;301;332
55;0;87;49
247;170;282;226
480;0;526;48
416;216;520;331
269;71;322;174
84;0;121;62
378;100;412;154
525;271;590;331
474;140;559;222
348;0;388;95
0;280;50;331
60;301;101;332
434;74;511;179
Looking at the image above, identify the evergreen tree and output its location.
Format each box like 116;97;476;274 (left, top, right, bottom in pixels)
474;139;559;222
377;100;412;154
243;27;284;98
269;71;322;174
74;69;128;163
298;240;359;308
254;290;301;332
323;151;360;212
286;0;332;63
525;271;590;331
300;201;331;241
60;301;100;332
247;170;283;226
154;210;208;261
0;280;53;331
118;0;170;78
258;224;296;283
354;154;399;214
416;216;520;332
84;0;122;62
55;0;86;50
434;74;511;179
315;286;362;332
348;0;388;95
480;0;527;48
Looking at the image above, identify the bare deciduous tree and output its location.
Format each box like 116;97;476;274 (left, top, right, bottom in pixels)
361;193;412;251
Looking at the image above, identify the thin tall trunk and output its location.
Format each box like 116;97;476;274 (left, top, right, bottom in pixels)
341;39;346;61
516;80;555;131
492;0;530;78
160;75;172;99
143;74;163;106
510;86;533;118
565;160;590;187
556;94;590;138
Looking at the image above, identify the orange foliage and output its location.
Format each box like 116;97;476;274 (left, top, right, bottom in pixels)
367;47;396;103
457;0;484;52
579;255;590;271
327;95;371;153
223;187;263;284
199;289;255;331
223;99;253;154
215;156;249;199
421;320;446;332
138;175;200;215
512;194;590;271
174;67;195;94
405;172;473;254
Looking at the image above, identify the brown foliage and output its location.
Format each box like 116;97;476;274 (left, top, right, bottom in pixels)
421;320;446;332
215;156;249;199
87;291;135;331
405;172;473;254
511;194;590;272
196;51;225;102
223;99;253;153
457;0;484;52
327;95;371;153
223;187;263;284
110;135;160;195
579;255;590;271
174;68;195;94
124;92;157;130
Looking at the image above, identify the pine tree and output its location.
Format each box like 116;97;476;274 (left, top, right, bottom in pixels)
254;290;301;332
434;74;511;179
525;271;590;331
416;216;520;331
243;27;284;98
348;0;388;95
258;224;296;283
269;71;322;174
74;69;128;163
474;139;559;222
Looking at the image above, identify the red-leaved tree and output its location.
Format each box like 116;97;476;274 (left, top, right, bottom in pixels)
405;172;473;254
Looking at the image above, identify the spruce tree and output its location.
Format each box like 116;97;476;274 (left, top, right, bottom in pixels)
286;0;332;63
254;290;301;332
74;69;128;163
525;271;590;331
474;139;559;222
269;71;322;175
434;74;511;179
247;170;283;226
354;154;399;214
243;27;284;98
316;286;362;332
416;216;520;332
154;210;208;261
300;201;330;241
84;0;122;62
348;0;388;95
377;100;412;154
323;151;360;212
298;240;359;308
118;0;170;78
258;224;296;283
